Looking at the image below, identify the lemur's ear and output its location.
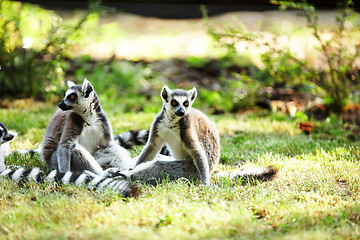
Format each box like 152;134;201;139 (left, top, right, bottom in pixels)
81;78;93;98
188;87;197;102
67;81;76;88
161;86;172;103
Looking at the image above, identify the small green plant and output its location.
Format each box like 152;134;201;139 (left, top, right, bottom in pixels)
255;50;313;87
274;0;360;112
312;114;351;140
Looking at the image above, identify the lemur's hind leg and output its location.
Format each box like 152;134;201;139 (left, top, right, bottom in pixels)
50;145;104;175
125;155;199;185
71;145;104;175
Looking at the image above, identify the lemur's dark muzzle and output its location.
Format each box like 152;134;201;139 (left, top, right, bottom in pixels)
58;100;73;111
3;134;15;142
175;107;185;117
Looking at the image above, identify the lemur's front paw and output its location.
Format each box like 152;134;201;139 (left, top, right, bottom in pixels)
102;167;127;179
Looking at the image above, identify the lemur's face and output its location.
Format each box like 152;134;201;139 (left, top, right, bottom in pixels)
161;86;197;118
0;122;16;145
58;79;95;113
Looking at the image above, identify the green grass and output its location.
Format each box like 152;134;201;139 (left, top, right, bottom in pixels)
1;102;360;239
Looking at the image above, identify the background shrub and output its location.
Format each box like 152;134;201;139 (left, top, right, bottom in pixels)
0;1;101;100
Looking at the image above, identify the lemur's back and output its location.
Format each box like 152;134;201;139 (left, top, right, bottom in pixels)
41;110;73;165
184;108;220;173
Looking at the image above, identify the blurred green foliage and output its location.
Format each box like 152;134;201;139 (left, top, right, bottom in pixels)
256;51;311;86
75;60;144;94
275;0;360;112
72;58;164;113
0;1;60;99
203;1;360;113
1;0;359;121
0;1;166;112
0;0;102;100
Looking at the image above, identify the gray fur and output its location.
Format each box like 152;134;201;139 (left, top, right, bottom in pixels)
129;154;199;185
41;79;133;175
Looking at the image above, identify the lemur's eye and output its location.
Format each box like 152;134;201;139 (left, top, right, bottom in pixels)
171;100;178;107
183;101;189;107
68;93;77;101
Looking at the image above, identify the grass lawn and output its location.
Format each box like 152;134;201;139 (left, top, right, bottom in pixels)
1;100;360;239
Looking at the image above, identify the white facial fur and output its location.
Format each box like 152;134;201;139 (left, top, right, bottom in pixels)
161;86;197;118
61;79;95;115
0;123;16;172
0;125;16;145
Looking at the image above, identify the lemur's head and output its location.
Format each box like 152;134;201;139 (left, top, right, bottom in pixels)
0;122;16;145
161;86;197;118
58;78;95;113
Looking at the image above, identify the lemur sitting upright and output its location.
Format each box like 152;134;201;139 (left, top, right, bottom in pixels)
0;121;139;197
41;79;136;175
125;86;277;185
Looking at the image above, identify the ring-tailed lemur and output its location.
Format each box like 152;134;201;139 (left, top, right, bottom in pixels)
0;121;139;198
125;86;277;185
0;122;16;172
41;78;137;175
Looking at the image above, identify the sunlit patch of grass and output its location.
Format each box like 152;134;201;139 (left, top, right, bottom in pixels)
109;112;156;133
215;113;300;136
5;152;44;169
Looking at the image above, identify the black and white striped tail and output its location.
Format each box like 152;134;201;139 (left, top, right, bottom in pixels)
14;148;40;158
114;129;171;156
0;167;139;198
114;130;149;149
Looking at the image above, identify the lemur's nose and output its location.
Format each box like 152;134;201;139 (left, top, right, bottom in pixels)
175;107;185;117
58;100;65;109
58;100;73;111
